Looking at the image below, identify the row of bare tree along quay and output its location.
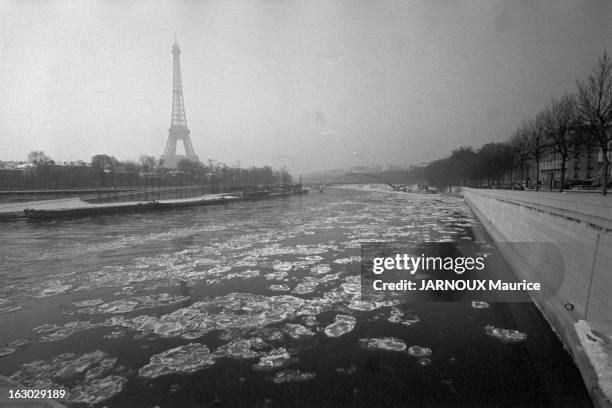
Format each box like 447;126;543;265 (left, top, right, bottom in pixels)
393;52;612;195
0;152;292;192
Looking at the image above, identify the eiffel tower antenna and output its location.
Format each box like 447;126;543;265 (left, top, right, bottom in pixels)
162;35;199;168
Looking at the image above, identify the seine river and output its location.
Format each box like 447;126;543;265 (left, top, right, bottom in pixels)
0;187;591;407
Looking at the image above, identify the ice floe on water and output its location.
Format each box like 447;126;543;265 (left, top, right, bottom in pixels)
485;325;527;343
253;348;296;371
36;282;73;298
293;281;319;294
283;323;315;340
10;350;126;404
333;256;361;264
213;338;265;359
72;293;189;314
417;357;432;366
359;337;407;352
311;264;332;275
269;284;291;292
0;188;488;404
266;270;288;281
227;269;260;279
348;300;381;312
324;315;356;338
72;298;105;308
70;375;128;405
35;320;107;343
99;293;329;342
0;347;16;357
0;299;22;314
273;262;293;272
408;346;432;357
139;343;215;378
386;308;420;326
471;301;489;309
272;369;316;384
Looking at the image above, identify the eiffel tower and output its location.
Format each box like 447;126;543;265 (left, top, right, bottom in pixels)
162;36;198;168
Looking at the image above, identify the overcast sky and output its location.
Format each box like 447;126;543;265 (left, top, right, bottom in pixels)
1;0;611;174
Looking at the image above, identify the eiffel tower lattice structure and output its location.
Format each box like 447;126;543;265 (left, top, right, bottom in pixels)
162;37;199;168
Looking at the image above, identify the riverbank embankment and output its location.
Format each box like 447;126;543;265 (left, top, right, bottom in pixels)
462;188;612;408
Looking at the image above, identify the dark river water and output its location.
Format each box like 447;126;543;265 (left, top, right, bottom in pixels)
0;187;592;407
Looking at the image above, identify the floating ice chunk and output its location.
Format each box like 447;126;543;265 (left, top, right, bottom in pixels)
484;325;527;343
283;324;315;340
273;262;293;272
269;285;291;292
75;294;189;315
310;264;332;275
227;269;260;279
213;339;262;359
388;315;402;324
359;337;407;352
293;282;318;294
253;348;295;371
97;300;138;314
336;364;357;374
0;347;16;357
7;339;30;348
181;330;207;340
72;299;105;308
208;266;232;275
574;320;612;401
272;369;316;384
103;329;126;339
37;282;73;298
138;343;215;378
407;346;432;357
33;324;61;333
471;301;489;309
266;271;288;281
257;328;285;343
348;300;380;312
10;350;125;404
417;357;432;366
69;375;127;404
153;320;187;337
39;321;106;343
302;315;317;328
324;315;356;338
0;305;22;314
401;314;420;326
387;308;403;323
304;256;325;262
334;256;360;264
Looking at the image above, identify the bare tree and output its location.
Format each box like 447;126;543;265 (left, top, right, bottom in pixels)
576;51;612;195
139;155;157;175
518;114;547;191
542;93;579;192
28;150;54;166
509;130;531;186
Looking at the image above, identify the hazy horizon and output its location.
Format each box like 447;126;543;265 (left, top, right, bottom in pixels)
1;0;611;174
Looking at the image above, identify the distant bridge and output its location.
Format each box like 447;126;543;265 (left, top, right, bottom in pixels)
317;173;417;191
